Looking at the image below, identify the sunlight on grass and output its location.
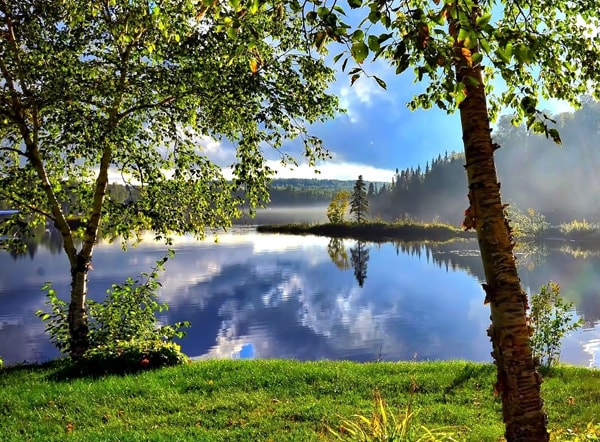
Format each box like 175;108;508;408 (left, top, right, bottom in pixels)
328;389;460;441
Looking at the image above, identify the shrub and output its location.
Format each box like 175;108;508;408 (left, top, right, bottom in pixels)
559;219;600;238
506;205;550;239
80;340;188;375
36;251;190;371
529;282;583;368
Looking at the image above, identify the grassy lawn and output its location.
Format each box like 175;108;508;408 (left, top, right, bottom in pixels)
1;359;599;441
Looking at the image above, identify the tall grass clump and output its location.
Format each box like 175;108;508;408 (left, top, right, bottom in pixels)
328;389;459;441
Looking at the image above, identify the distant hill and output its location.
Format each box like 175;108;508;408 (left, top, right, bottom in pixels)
267;178;385;207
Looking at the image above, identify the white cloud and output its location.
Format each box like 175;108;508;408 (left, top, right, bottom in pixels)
267;159;394;182
192;135;235;165
339;76;386;123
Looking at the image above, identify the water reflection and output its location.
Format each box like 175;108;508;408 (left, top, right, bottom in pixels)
350;241;370;287
1;231;599;368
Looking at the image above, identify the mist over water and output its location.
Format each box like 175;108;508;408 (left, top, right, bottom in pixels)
236;205;328;225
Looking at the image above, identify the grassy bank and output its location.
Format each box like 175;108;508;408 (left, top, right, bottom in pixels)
1;360;599;441
256;221;475;242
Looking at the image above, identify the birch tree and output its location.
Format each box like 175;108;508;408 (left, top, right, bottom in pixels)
305;0;600;440
0;0;337;358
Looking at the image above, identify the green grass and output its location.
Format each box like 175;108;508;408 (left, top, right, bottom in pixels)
1;360;599;441
256;221;475;242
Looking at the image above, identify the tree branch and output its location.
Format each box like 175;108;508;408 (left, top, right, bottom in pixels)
0;190;55;221
0;146;28;156
117;95;178;120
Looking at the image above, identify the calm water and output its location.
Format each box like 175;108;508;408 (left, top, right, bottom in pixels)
1;227;600;367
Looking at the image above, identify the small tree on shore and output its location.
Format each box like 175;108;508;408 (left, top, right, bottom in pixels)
327;190;351;223
350;175;369;223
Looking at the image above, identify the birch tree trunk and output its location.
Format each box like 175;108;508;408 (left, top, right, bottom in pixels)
454;25;549;442
68;256;90;359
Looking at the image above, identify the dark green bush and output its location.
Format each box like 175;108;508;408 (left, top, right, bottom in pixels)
80;340;188;375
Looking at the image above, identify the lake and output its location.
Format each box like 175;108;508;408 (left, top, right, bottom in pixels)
1;218;599;367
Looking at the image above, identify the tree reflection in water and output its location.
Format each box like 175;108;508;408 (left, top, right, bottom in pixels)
350;241;370;287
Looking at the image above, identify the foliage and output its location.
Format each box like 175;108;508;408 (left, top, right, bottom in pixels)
506;206;550;239
36;285;70;353
1;0;337;356
310;0;600;127
350;175;369;223
328;390;458;441
350;241;369;287
79;340;188;375
36;253;189;369
327;190;352;223
0;355;3;370
327;237;351;270
559;220;600;238
529;282;584;369
87;252;189;347
550;422;600;441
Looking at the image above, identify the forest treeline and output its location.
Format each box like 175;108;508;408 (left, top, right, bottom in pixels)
369;98;600;225
9;98;597;226
260;98;600;226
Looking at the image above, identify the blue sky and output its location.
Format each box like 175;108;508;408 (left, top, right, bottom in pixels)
254;55;572;182
198;55;571;184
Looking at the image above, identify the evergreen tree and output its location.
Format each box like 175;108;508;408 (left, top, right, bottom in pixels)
368;182;375;197
350;175;369;223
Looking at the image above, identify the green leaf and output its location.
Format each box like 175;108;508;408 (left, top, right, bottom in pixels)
378;33;392;44
368;10;380;23
348;0;362;8
367;35;380;52
351;30;364;42
374;76;387;90
504;42;513;59
548;128;562;145
333;5;346;15
351;41;369;64
457;28;470;44
480;38;491;54
249;0;260;14
514;44;531;64
341;58;349;71
395;55;410;74
520;96;537;114
476;13;492;28
495;49;511;64
317;6;329;18
350;73;360;85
